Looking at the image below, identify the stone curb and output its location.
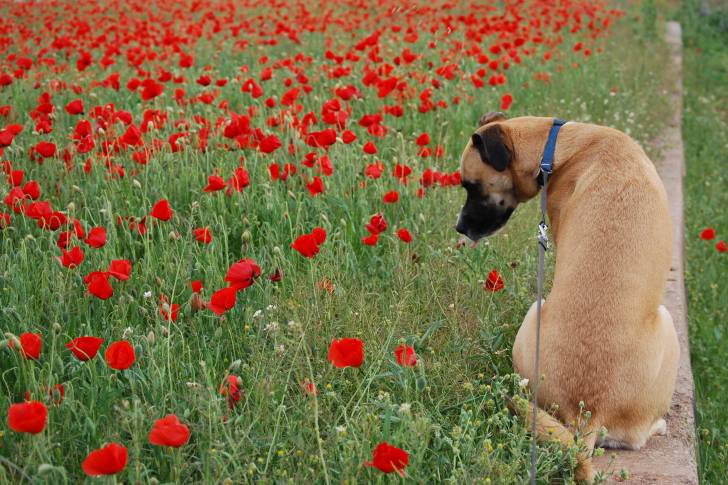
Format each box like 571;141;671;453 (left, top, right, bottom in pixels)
591;21;699;484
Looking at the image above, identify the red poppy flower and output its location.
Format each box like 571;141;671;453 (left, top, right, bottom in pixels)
108;260;131;281
301;379;318;396
11;332;42;360
105;341;135;370
342;130;356;144
291;233;320;258
160;299;179;322
717;240;727;253
364;442;409;474
305;128;337;148
84;271;113;299
151;199;173;221
700;228;716;240
60;246;85;268
224;258;261;290
36;141;56;158
140;79;164;101
394;344;417;367
193;227;212;244
48;383;64;405
396;228;413;243
65;99;84;115
363;141;377;154
66;336;104;361
501;93;513;110
365;163;383;179
484;269;505;292
85;227;107;248
220;375;242;408
82;443;128;476
208;286;237;315
383;190;399;203
149;414;190;447
306;176;324;196
0;212;10;228
366;214;387;234
269;268;283;282
362;233;379;246
7;400;47;434
416;133;430;146
23;180;40;199
227;166;250;193
191;280;203;293
327;338;364;368
259;134;282;153
203;175;226;192
311;227;327;244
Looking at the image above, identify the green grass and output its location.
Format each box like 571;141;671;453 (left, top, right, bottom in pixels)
0;3;673;484
679;1;728;482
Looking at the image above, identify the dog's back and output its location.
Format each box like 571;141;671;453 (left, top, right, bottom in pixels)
510;120;679;480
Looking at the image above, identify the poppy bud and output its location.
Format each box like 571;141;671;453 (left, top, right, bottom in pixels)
168;231;180;241
228;359;242;372
37;464;55;476
52;322;62;333
155;277;164;287
66;202;75;213
72;185;82;192
146;331;155;345
122;327;133;339
272;246;281;255
161;326;169;337
241;230;251;243
132;179;142;189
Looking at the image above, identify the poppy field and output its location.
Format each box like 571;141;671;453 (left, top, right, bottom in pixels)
0;0;671;482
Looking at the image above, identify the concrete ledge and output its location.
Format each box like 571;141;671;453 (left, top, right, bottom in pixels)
592;21;698;484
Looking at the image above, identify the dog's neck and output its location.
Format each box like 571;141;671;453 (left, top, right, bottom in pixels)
511;118;602;240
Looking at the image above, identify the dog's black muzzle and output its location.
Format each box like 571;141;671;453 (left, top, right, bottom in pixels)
455;186;515;241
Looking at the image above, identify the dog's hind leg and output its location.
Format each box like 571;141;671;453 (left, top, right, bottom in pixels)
512;299;544;380
598;418;666;450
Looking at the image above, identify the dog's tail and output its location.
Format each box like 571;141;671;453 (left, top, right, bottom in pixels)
506;395;597;483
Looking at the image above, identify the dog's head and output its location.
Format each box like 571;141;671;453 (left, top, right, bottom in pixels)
455;112;541;241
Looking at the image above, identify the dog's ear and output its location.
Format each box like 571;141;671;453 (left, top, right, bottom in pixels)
471;132;489;164
478;111;507;127
481;124;512;172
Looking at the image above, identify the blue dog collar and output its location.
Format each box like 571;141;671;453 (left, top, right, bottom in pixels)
537;118;566;186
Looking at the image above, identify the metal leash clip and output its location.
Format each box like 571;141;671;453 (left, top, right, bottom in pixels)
537;221;549;251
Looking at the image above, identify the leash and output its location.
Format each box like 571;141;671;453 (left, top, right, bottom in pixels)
529;118;566;484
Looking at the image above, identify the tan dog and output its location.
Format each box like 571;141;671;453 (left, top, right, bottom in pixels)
455;113;680;481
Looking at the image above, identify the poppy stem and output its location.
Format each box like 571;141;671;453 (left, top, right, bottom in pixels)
304;339;330;485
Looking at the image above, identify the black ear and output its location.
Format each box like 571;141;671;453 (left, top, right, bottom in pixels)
471;133;489;163
481;124;511;172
